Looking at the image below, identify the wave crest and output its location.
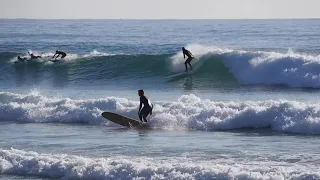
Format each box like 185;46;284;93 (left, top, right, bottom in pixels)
1;91;320;135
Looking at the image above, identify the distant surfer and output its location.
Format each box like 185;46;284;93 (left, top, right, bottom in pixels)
17;56;28;61
52;50;67;60
138;90;153;122
28;51;42;59
182;47;195;72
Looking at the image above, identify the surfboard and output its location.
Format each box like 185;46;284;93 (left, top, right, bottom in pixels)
101;112;145;128
166;58;205;80
50;59;60;62
165;70;192;79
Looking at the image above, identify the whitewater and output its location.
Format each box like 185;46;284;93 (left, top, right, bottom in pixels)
0;19;320;179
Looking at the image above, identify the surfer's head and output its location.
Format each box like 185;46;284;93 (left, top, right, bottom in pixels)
182;47;185;51
138;89;144;96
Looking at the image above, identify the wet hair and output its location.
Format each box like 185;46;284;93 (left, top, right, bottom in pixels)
138;89;144;95
182;47;185;50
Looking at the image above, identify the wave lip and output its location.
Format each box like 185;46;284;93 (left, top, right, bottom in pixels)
223;50;320;88
0;148;319;180
1;91;320;135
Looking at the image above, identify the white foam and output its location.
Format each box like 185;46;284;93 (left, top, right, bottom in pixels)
1;91;320;135
0;148;318;179
225;50;320;87
169;44;320;88
169;44;235;73
83;50;118;58
9;50;80;64
9;50;122;65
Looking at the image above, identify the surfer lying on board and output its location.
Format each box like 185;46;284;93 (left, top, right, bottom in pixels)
52;50;67;59
138;90;153;122
182;47;195;72
28;51;42;59
17;56;28;61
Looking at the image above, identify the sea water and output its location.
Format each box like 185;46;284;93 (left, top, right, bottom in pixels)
0;19;320;179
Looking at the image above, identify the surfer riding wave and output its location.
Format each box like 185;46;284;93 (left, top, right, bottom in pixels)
182;47;195;72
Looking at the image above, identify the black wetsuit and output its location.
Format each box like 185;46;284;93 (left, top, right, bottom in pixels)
53;51;67;59
17;56;28;61
30;54;41;59
139;96;153;122
183;49;193;71
28;52;41;59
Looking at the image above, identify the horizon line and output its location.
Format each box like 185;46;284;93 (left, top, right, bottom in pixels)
1;18;320;20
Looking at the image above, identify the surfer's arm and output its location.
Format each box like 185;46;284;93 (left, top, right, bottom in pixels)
138;102;142;114
189;51;194;57
52;53;57;59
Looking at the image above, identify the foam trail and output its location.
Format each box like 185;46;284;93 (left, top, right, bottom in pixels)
1;91;320;135
9;49;120;64
0;148;319;179
82;50;118;58
9;51;80;64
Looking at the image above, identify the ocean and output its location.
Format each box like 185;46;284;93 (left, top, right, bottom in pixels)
0;19;320;179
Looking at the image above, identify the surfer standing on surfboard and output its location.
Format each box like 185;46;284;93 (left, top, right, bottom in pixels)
138;90;153;122
182;47;195;72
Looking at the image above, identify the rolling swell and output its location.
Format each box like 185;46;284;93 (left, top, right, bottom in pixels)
0;51;237;88
1;45;320;88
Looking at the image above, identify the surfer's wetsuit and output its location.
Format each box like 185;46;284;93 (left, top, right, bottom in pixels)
28;52;41;59
182;47;194;71
17;56;28;61
139;95;153;122
52;50;67;59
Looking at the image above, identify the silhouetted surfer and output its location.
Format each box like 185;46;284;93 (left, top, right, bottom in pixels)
17;56;28;61
28;51;41;59
182;47;195;72
52;50;67;59
138;90;153;122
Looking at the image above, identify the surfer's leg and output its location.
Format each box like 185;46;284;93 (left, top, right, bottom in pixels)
184;61;188;71
185;57;192;71
142;113;149;122
138;112;143;121
140;107;150;122
61;54;66;59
